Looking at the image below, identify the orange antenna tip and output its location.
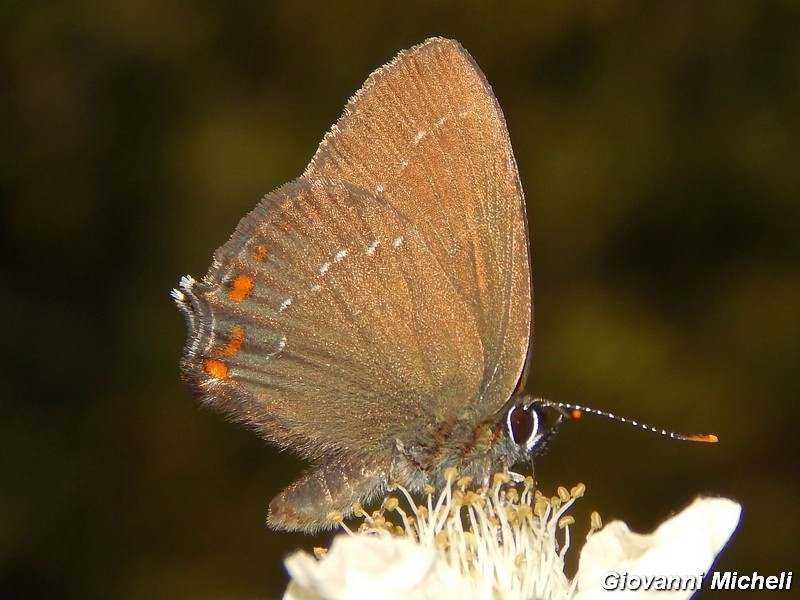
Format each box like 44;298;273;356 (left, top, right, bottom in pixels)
570;409;583;420
687;433;718;443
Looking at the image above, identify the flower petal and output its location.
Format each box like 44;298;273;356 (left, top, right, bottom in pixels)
283;534;470;600
574;497;741;599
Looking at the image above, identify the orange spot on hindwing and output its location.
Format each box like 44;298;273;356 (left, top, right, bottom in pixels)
228;274;253;301
223;326;245;356
203;358;229;379
255;245;268;261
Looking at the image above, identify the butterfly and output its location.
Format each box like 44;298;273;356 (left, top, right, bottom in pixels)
173;37;715;533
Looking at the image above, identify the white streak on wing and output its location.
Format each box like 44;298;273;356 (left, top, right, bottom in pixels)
266;335;287;359
278;298;293;313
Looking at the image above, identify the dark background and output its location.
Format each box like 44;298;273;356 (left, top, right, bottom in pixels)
3;2;798;598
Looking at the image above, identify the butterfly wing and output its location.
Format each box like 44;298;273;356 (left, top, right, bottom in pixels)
175;178;485;459
304;37;531;412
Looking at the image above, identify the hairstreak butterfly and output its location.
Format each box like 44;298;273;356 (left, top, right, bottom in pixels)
173;37;716;533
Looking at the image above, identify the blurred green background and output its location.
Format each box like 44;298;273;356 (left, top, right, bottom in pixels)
3;1;799;598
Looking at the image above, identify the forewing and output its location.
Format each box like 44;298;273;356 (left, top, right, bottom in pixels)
175;178;484;458
305;38;531;411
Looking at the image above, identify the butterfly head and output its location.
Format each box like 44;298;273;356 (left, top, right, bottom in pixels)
501;396;570;457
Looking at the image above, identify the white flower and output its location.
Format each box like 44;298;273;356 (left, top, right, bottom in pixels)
284;471;579;599
281;475;741;600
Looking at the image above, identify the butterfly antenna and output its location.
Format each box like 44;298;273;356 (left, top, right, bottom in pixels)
538;399;718;443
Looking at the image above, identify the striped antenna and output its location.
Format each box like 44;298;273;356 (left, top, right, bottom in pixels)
536;399;718;443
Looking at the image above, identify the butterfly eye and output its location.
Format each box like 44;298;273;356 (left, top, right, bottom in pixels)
506;404;539;448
